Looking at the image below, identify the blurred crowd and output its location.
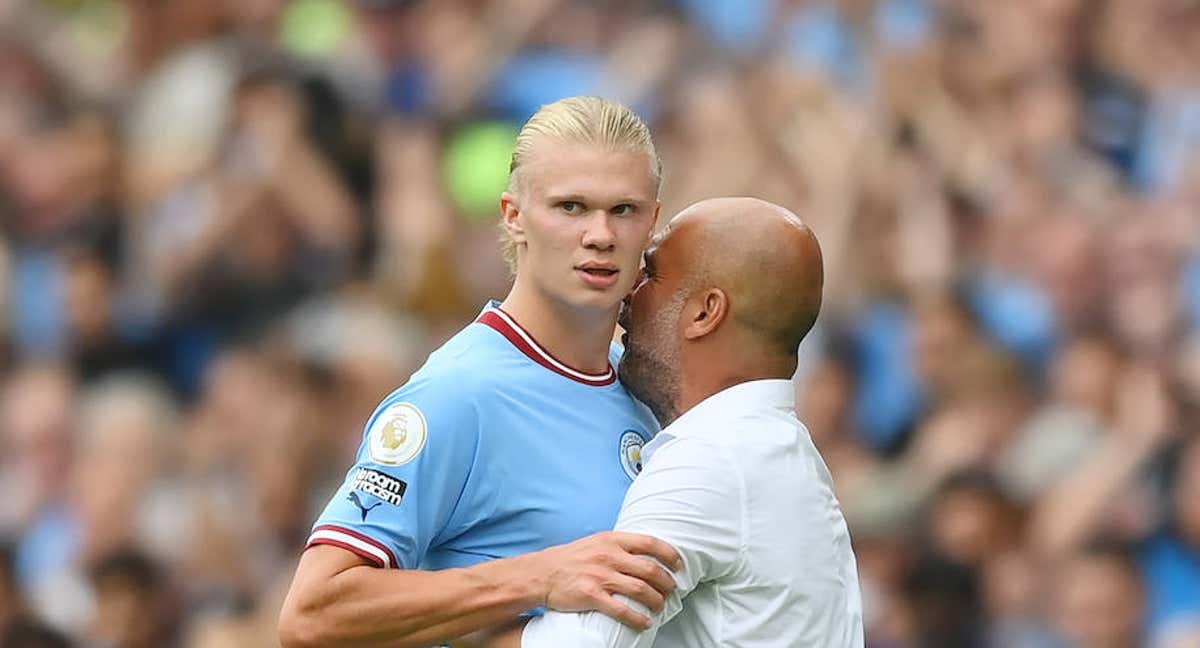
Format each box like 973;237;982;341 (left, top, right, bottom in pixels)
1;0;1199;646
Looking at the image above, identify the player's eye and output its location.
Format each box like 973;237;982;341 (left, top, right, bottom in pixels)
559;201;583;214
612;204;635;216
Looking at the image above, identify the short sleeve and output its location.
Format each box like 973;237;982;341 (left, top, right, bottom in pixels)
306;368;480;569
522;438;743;647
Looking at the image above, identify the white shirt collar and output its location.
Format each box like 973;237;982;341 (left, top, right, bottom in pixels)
642;379;795;464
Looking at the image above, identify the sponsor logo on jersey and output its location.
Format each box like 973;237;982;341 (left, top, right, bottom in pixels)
368;402;427;465
348;468;408;518
619;429;648;479
350;468;407;507
347;492;384;521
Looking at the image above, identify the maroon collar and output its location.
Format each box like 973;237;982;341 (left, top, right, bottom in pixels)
476;305;616;386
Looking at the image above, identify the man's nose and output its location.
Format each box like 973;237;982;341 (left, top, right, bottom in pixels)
582;211;617;250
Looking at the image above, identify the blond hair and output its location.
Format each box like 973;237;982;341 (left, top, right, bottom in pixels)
501;97;661;272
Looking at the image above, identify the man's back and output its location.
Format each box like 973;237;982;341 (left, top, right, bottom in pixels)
645;381;862;647
524;379;864;647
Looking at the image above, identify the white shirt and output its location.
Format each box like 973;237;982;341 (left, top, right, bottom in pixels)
523;379;864;648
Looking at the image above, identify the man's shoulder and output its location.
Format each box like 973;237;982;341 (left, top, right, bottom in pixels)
662;409;799;449
413;321;516;385
636;434;741;489
640;411;805;485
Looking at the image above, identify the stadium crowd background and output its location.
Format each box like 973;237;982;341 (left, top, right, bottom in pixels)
1;0;1200;646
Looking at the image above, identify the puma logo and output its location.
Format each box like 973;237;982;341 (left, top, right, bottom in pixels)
348;492;383;521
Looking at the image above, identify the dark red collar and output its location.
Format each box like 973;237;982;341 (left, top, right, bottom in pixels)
476;305;616;386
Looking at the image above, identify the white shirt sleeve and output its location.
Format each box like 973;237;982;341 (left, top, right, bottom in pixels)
522;439;743;648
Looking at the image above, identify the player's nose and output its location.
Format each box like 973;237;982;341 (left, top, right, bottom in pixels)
582;212;617;250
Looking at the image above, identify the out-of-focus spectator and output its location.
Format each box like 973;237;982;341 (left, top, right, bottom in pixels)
982;549;1056;648
1141;436;1200;641
1030;366;1176;559
1;540;27;634
1;620;74;648
12;372;180;636
85;548;178;648
999;333;1121;502
0;364;74;535
1049;545;1147;648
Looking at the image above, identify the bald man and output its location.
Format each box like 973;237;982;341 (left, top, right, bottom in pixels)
460;198;864;647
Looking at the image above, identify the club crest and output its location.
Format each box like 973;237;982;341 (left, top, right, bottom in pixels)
619;429;648;479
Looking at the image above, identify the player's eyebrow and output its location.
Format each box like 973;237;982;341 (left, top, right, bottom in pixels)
613;196;653;205
545;194;588;205
546;194;653;206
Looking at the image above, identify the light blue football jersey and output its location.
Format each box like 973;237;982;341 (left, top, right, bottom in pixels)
307;302;659;571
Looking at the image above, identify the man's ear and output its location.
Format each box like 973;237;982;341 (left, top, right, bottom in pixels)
684;288;728;340
499;191;526;244
649;201;661;236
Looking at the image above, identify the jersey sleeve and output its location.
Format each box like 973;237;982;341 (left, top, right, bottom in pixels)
521;438;743;647
306;367;481;569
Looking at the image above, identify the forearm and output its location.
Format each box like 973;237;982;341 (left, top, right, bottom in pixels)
1030;434;1155;557
270;143;359;252
280;549;543;648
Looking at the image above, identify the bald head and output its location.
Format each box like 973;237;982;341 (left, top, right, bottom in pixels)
666;197;823;356
619;197;824;424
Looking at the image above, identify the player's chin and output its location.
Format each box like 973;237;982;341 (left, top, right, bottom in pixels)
569;290;624;312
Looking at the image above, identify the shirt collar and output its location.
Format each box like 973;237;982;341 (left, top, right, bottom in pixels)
474;301;616;386
642;380;795;465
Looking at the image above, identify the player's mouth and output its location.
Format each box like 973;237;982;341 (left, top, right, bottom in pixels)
576;263;620;289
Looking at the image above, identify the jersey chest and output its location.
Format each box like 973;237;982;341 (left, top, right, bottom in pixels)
425;377;655;567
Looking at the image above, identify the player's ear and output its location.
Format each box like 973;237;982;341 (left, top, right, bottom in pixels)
649;201;661;238
684;288;728;340
500;191;526;244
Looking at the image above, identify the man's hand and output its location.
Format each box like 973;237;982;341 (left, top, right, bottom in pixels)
521;531;681;631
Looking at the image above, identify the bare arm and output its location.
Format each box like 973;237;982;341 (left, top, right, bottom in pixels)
1029;367;1175;558
268;137;360;253
279;545;541;648
279;531;682;648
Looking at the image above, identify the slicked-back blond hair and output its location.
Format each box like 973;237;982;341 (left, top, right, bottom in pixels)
501;96;662;272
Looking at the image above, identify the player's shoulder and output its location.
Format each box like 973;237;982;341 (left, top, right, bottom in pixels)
358;328;490;462
412;321;507;382
372;320;514;416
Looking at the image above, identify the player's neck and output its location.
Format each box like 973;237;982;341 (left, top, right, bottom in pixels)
499;285;618;375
